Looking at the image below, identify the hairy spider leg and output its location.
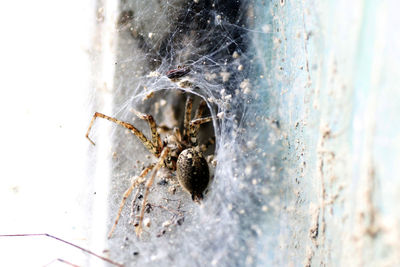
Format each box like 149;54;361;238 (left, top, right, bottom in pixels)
189;100;207;145
170;127;180;140
0;233;124;267
130;109;162;155
135;147;170;236
86;112;160;156
189;116;213;146
173;127;183;148
183;96;193;143
108;164;155;239
194;100;207;120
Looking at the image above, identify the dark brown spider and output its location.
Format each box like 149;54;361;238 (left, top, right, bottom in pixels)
86;96;213;237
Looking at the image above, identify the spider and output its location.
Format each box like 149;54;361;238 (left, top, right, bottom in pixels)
86;96;214;237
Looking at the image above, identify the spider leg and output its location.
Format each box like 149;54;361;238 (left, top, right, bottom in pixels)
135;147;170;236
131;109;162;155
183;96;193;143
173;127;183;145
189;116;213;146
194;100;207;120
86;112;160;156
108;164;155;239
190;100;207;143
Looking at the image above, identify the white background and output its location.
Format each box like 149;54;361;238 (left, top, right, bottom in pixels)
0;1;108;266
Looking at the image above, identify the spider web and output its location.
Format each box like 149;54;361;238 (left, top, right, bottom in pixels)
89;0;284;266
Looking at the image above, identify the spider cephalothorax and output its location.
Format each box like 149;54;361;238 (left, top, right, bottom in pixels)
86;95;213;237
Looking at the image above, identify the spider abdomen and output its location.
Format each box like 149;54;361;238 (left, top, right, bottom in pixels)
176;148;210;201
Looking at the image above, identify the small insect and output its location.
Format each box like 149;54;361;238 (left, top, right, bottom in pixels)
166;65;191;79
86;95;214;237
